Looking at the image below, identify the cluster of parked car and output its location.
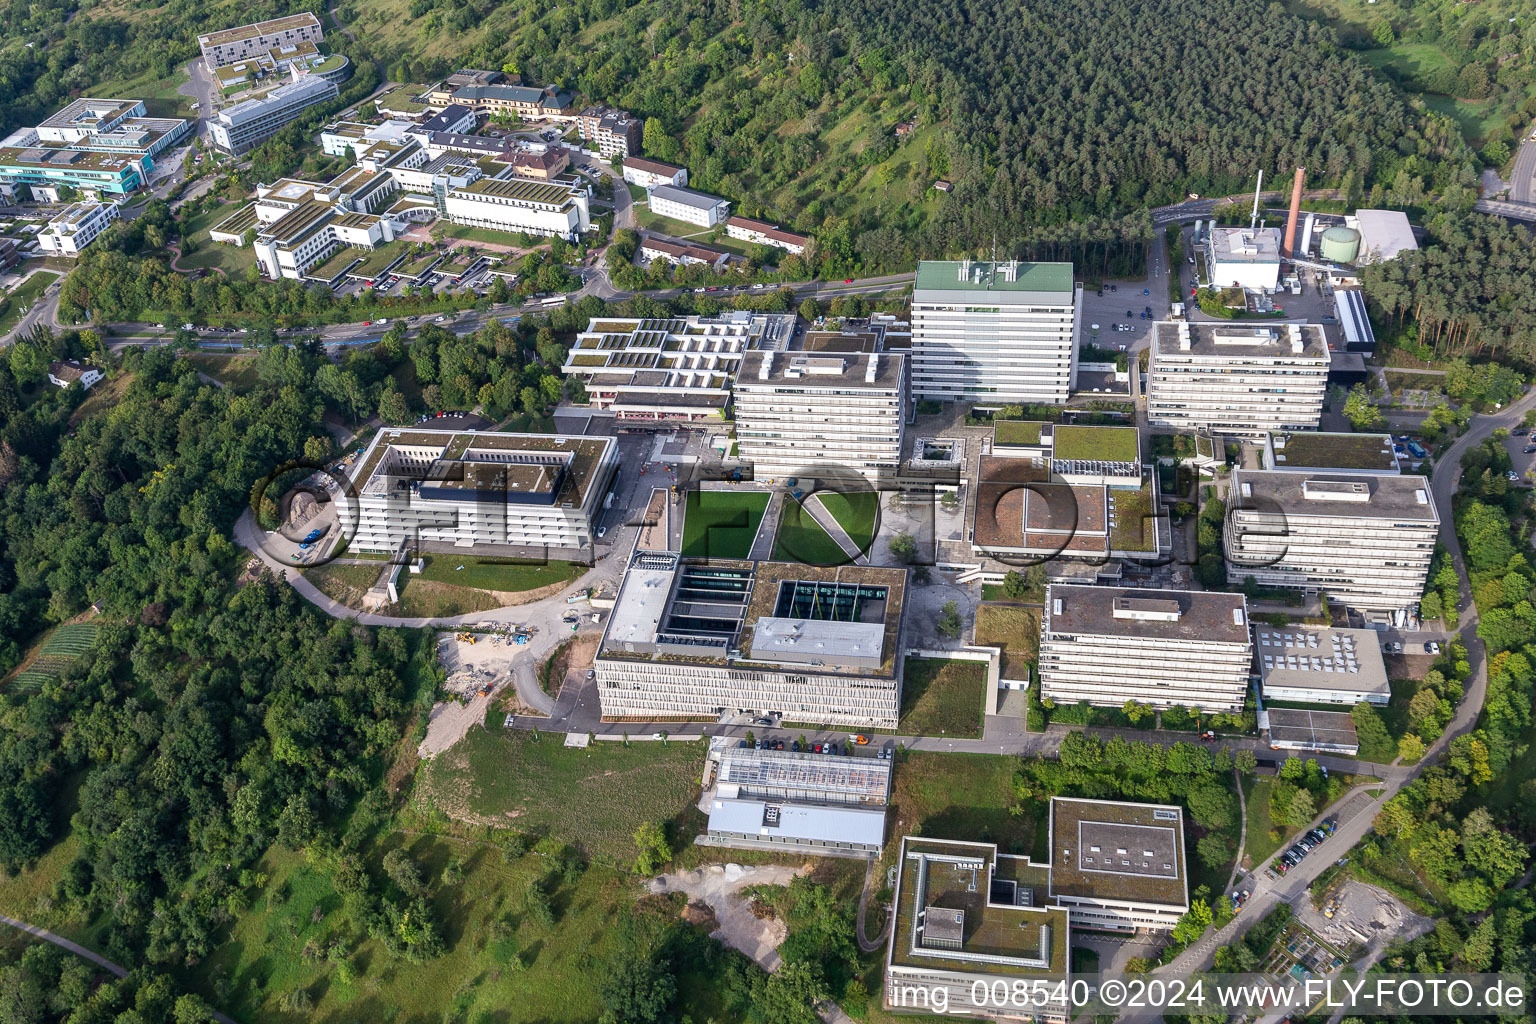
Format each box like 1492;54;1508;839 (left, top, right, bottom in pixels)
741;735;893;759
1230;888;1251;912
1276;818;1337;873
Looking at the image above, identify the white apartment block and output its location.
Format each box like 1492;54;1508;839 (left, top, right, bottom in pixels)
1225;469;1438;614
198;14;324;69
562;312;796;420
622;156;688;189
442;175;589;240
725;216;809;255
38;201;119;255
348;430;617;555
911;259;1081;404
1147;321;1329;436
1039;584;1252;713
209;74;339;156
596;552;907;729
734;349;907;482
646;183;730;227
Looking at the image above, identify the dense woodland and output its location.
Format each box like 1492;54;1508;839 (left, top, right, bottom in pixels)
348;0;1468;268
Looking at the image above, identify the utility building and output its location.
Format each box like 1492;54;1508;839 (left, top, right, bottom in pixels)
1038;584;1252;712
911;260;1081;404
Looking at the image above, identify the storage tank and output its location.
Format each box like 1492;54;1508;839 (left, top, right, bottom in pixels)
1320;225;1361;264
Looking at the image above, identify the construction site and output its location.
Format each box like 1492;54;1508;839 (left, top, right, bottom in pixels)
435;624;537;700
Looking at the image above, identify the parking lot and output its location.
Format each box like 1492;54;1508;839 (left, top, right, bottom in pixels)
1503;425;1536;483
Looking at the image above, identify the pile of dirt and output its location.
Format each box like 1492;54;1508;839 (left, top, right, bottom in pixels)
681;900;718;930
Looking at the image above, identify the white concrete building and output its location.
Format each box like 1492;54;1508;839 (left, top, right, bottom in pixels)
319;119;417;158
622;156;687;189
646;183;730;227
1206;226;1282;292
1146;321;1329;436
1225;470;1439;614
37;201;119;255
1046;797;1190;933
562;312;795;421
910;260;1081;404
595;552;907;729
348;429;617;555
1257;625;1389;706
209;74;339;156
443;175;589;240
725;216;809;255
735;348;908;482
1350;209;1417;264
1038;584;1252;713
197;13;324;69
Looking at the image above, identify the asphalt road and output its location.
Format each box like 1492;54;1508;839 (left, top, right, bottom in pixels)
1138;387;1536;1003
1509;122;1536;205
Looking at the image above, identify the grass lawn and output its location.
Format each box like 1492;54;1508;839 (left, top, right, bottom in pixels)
884;751;1041;877
1242;776;1286;867
819;491;877;549
394;577;505;617
430;223;540;247
301;563;382;607
0;272;59;337
375;84;432;113
633;205;718;239
184;352;262;389
413;554;584;593
897;657;986;738
772;498;847;564
417;726;705;862
974;603;1039;680
680;490;769;559
348;240;411;279
993;420;1045;446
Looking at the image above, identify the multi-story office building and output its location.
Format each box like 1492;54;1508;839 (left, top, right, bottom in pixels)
1147;321;1329;436
442;175;589;239
1038;584;1251;712
1207;226;1282;292
726;216;809;255
209;74;338;156
735;345;908;482
1225;470;1439;614
911;260;1082;404
1257;625;1390;706
1263;431;1400;475
596;552;907;728
348;429;617;555
561;312;796;420
197;13;324;69
1046;797;1190;932
38;201;120;256
431;83;575;121
0;98;191;197
621;156;687;189
638;236;729;269
885;837;1071;1021
647;183;731;227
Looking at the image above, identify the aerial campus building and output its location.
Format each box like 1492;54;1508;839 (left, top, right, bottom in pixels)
1225;468;1438;615
971;423;1169;562
1256;625;1390;706
883;798;1190;1019
197;14;325;68
646;184;731;227
1146;321;1329;436
910;259;1082;405
560;312;797;421
1206;226;1282;293
1038;584;1252;713
595;552;907;729
699;742;892;858
621;156;688;189
734;327;909;482
0;98;191;197
346;429;618;556
885;837;1072;1021
209;74;339;156
38;202;120;256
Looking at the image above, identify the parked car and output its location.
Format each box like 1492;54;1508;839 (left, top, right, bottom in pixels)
1424;641;1441;654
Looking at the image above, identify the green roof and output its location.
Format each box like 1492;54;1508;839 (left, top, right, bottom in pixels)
915;259;1074;296
994;420;1046;446
1052;425;1139;463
